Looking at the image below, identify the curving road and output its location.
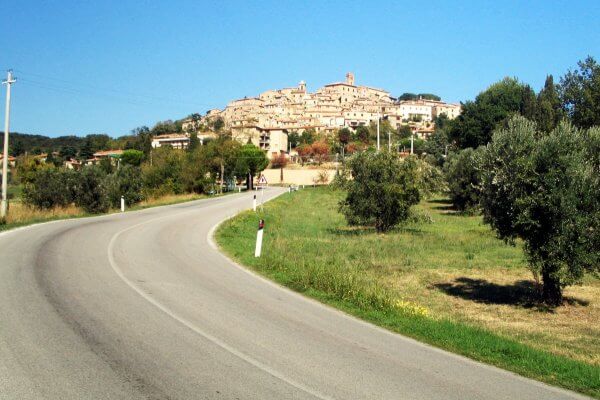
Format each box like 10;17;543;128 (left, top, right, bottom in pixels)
0;188;589;399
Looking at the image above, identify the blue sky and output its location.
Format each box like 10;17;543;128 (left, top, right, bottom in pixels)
2;0;599;137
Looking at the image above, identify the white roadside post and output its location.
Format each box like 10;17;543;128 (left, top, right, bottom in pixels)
254;219;264;257
120;196;125;212
253;194;257;211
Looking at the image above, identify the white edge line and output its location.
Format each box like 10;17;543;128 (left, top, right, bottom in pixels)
107;189;332;400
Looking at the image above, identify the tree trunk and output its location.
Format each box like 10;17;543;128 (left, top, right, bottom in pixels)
247;172;253;190
542;270;562;306
280;166;283;183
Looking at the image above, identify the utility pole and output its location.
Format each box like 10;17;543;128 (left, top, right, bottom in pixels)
376;114;380;152
410;131;414;155
1;70;16;220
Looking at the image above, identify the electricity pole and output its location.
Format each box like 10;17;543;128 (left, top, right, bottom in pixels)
1;70;16;220
376;114;380;152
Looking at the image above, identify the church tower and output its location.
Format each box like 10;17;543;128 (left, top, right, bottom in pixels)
298;80;306;93
346;72;355;86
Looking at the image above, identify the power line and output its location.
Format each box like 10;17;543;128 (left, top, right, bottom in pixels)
19;78;160;108
14;69;220;110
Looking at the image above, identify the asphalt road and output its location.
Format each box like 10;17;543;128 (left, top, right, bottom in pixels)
0;188;590;399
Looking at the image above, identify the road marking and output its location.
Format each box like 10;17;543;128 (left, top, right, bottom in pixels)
107;191;332;400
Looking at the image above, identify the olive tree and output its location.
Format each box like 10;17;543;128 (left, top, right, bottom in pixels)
480;116;599;305
105;165;144;207
339;152;420;232
75;166;110;214
444;147;485;211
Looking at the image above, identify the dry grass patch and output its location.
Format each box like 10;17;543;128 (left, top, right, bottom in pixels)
388;268;600;365
4;202;84;225
137;193;206;208
1;191;220;231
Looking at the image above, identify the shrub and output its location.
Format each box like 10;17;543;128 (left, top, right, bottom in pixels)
142;146;184;196
313;169;330;185
444;147;484;211
311;141;330;165
408;156;447;198
270;154;288;169
340;152;420;232
22;168;78;209
330;167;351;190
105;165;144;207
296;144;312;165
75;166;109;213
16;155;49;185
344;141;366;155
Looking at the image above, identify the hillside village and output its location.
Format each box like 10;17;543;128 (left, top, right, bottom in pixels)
153;73;461;159
2;2;599;397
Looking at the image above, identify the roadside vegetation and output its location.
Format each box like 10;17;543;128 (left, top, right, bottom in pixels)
0;187;219;233
216;56;600;398
217;187;599;397
0;137;269;230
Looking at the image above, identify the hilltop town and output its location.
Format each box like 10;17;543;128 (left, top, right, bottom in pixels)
157;73;461;158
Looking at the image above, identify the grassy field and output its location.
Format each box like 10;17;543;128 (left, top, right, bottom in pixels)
216;187;600;397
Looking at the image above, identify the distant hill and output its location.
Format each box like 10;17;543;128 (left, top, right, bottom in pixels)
0;119;183;158
0;132;88;156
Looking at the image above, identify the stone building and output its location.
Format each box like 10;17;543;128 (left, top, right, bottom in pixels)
181;73;461;159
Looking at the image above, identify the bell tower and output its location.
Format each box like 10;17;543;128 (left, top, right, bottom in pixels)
346;72;355;86
299;80;306;93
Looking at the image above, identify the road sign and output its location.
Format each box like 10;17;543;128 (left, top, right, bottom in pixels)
257;175;268;186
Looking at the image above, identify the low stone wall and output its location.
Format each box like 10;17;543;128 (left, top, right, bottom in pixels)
261;168;336;185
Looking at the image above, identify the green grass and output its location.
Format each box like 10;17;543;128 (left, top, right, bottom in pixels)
216;186;600;398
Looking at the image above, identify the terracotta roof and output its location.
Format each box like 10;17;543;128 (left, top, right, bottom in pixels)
93;150;123;157
153;134;189;139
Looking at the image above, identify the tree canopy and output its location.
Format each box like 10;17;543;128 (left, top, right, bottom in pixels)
447;77;537;148
559;56;600;129
340;152;420;232
480;116;600;305
397;93;441;101
234;144;269;189
535;75;563;132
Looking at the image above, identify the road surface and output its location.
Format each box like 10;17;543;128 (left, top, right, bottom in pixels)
0;188;590;399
